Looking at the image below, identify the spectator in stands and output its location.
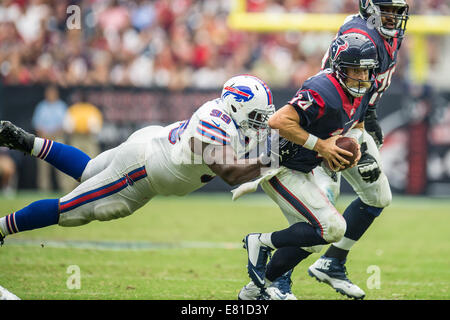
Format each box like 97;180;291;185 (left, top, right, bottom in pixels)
0;0;448;89
31;84;68;192
61;90;103;192
0;147;17;196
64;90;103;159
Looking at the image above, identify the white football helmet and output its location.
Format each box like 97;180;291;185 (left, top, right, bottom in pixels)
221;75;275;139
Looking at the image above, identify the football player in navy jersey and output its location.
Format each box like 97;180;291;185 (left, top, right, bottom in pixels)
322;0;409;148
306;0;410;299
237;33;379;300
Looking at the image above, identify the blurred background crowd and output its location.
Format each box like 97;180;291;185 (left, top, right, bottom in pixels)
0;0;449;90
0;0;449;196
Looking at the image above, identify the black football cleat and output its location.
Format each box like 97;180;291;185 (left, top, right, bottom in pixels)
0;121;35;154
0;229;5;246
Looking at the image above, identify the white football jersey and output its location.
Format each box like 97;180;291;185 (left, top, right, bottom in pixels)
144;98;253;196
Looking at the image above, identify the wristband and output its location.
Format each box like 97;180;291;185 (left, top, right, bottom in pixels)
303;134;318;150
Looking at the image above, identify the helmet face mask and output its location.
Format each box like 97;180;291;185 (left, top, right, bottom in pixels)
337;66;375;98
221;75;275;140
360;0;409;39
330;33;379;98
247;109;272;131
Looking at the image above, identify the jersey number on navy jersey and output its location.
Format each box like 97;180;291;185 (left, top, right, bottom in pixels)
370;65;396;106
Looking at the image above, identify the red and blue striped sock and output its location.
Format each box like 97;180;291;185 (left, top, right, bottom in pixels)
32;138;91;181
0;199;59;236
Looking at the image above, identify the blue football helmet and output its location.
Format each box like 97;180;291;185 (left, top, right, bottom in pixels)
359;0;409;39
330;33;378;98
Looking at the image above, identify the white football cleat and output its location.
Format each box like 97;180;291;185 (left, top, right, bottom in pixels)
266;270;297;300
0;286;20;300
266;286;297;300
238;281;265;300
308;256;365;300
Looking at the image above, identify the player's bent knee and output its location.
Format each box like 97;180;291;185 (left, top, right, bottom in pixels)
359;175;392;209
58;201;133;227
94;202;133;221
376;185;392;208
377;186;392;208
58;214;92;227
373;175;392;208
323;214;346;243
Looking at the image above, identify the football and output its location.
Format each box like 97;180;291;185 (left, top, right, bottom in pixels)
323;136;359;171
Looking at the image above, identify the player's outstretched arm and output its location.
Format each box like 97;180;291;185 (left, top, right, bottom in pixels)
190;138;267;186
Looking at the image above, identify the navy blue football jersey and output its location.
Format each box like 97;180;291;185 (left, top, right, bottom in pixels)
322;14;403;107
280;70;368;173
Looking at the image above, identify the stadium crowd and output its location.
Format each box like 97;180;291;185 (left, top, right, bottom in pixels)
0;0;449;89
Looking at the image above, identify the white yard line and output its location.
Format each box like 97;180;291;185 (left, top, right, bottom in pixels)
5;239;242;251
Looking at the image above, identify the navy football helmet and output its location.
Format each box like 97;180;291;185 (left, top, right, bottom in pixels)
330;33;378;98
359;0;409;39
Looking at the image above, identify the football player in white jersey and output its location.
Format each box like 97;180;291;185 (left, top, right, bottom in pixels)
0;75;275;249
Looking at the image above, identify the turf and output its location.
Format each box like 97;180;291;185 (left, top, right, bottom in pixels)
0;192;449;300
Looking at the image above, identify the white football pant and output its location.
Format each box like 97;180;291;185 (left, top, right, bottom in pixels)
314;131;392;209
57;126;163;227
260;168;347;253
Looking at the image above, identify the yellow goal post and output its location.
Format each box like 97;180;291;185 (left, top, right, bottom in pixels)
227;0;450;83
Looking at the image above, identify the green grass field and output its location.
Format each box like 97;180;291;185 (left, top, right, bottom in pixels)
0;192;449;300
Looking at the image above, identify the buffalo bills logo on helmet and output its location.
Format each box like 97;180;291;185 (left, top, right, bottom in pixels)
360;0;370;9
222;86;255;102
331;39;349;62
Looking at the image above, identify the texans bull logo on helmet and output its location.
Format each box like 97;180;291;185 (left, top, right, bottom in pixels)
331;39;349;62
222;86;255;103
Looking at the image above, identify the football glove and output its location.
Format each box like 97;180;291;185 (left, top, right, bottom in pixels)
364;107;384;148
357;142;381;183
